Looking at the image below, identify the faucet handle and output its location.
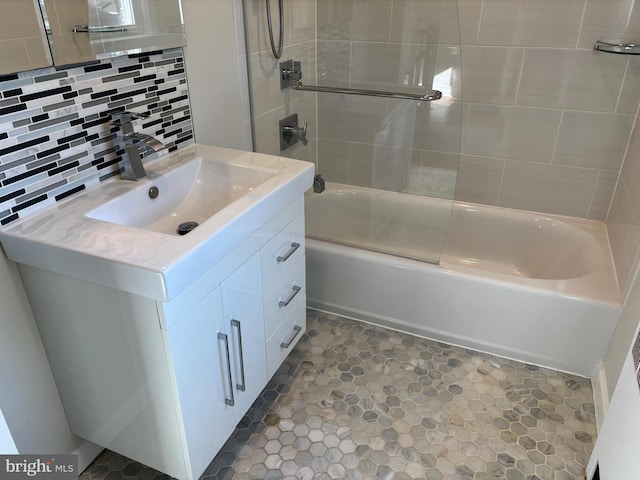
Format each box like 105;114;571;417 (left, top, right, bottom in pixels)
282;122;308;146
109;109;150;126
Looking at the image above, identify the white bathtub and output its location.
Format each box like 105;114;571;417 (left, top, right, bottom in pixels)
305;183;621;377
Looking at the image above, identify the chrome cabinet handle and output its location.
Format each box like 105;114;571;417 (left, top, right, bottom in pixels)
279;285;301;308
218;332;235;406
230;319;246;392
277;242;300;263
280;325;302;349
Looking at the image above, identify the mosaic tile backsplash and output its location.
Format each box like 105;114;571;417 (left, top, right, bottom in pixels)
0;48;193;226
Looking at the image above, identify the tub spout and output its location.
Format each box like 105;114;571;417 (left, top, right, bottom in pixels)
313;174;325;193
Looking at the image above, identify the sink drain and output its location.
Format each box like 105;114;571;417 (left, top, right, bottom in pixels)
177;221;198;235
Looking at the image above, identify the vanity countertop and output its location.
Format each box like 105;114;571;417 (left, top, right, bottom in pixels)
0;144;314;301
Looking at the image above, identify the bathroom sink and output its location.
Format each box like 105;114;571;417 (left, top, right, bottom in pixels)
86;156;277;235
0;144;314;300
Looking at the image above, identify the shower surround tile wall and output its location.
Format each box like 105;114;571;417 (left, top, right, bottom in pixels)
608;108;640;300
243;0;317;164
0;49;193;226
315;0;640;220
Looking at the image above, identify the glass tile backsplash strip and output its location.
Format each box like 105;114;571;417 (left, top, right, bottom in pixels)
0;49;194;226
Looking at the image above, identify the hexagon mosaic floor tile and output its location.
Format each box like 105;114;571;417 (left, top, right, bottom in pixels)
80;311;596;480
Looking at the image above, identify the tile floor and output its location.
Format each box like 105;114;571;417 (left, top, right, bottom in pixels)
80;311;596;480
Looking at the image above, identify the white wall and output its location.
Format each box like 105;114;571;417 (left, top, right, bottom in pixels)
0;410;17;454
182;0;252;150
0;252;83;454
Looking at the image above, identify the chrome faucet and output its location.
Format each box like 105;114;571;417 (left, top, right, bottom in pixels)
110;110;166;181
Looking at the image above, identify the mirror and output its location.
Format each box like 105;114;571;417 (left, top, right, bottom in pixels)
0;1;52;75
39;0;186;66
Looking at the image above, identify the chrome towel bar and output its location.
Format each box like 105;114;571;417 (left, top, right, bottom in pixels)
290;80;442;101
73;25;128;34
281;60;442;102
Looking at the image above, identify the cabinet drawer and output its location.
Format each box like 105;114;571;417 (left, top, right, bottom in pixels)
266;301;306;379
264;256;306;339
261;212;305;290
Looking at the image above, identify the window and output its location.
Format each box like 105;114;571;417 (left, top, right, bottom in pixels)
89;0;135;28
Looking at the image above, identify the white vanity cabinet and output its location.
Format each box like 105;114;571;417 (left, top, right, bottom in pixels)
16;198;307;480
164;253;267;478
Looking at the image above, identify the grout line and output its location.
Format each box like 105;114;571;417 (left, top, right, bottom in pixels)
585;170;601;220
606;103;640;220
575;0;589;49
475;0;484;45
495;157;507;207
512;48;527;106
461;100;472;155
614;56;630;114
549;109;564;165
388;0;394;43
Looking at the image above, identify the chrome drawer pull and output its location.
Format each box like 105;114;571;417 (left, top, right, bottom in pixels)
230;319;246;392
218;332;235;406
281;325;302;349
279;285;301;308
277;242;300;263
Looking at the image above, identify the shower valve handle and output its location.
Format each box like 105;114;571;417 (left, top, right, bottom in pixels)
282;122;308;146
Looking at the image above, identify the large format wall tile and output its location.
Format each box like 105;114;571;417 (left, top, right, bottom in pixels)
285;0;316;46
553;111;634;170
316;40;351;87
412;101;464;153
464;105;561;163
244;0;316;54
390;0;461;45
242;0;640;224
476;0;584;47
460;46;523;104
589;171;619;221
608;180;640;298
350;43;442;94
516;49;627;111
254;93;316;159
457;0;482;45
499;161;598;217
617;57;640;115
317;0;392;42
348;143;411;190
607;71;640;295
455;154;505;205
317;94;388;144
404;150;458;199
317;139;348;183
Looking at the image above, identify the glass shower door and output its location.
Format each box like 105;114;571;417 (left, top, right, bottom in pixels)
243;0;462;264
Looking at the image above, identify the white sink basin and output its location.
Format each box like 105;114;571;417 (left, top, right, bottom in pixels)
0;144;314;301
86;157;277;235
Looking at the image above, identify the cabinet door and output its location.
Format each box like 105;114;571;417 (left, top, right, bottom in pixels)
221;253;268;415
167;286;239;480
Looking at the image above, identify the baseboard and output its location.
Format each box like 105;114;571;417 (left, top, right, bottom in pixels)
591;362;609;431
72;440;103;473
